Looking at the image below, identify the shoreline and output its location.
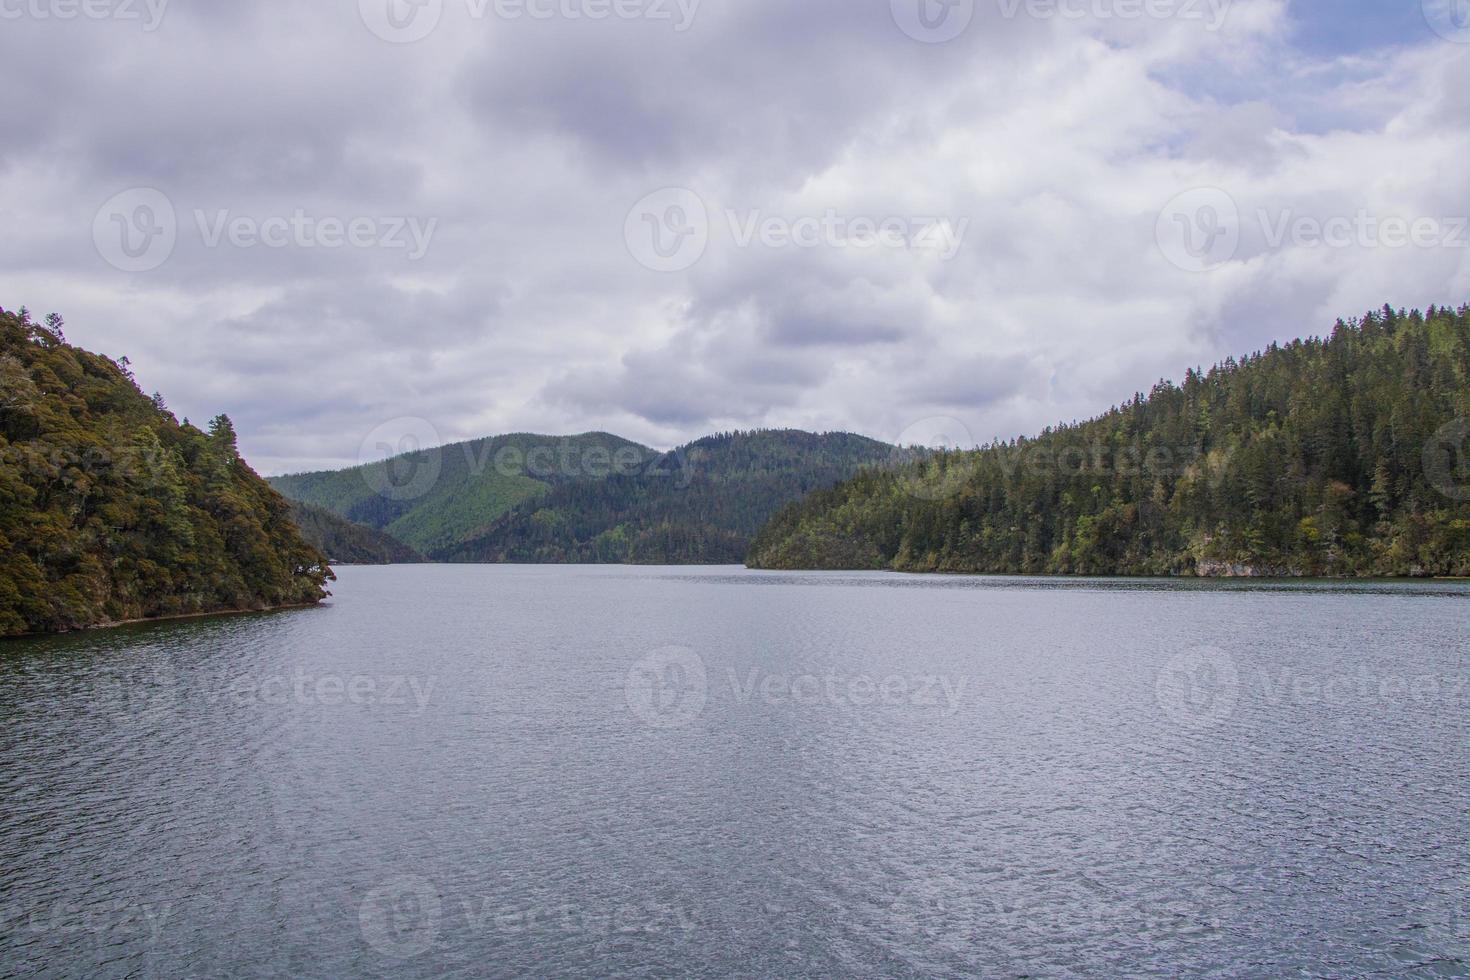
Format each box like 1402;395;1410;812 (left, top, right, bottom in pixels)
4;601;326;641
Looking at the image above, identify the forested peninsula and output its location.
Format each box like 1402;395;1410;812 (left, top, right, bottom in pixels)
748;306;1470;578
0;308;332;636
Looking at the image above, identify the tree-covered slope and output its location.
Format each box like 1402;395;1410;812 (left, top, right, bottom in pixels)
269;433;655;555
286;500;423;565
0;309;332;636
437;430;897;564
748;306;1470;578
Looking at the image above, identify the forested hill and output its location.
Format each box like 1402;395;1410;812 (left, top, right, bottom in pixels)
748;306;1470;578
0;309;332;636
437;430;897;564
286;501;424;565
271;429;896;564
269;432;654;556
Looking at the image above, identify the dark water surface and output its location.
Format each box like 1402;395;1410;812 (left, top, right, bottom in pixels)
2;566;1468;978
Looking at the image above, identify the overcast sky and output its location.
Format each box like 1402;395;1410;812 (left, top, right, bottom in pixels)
3;0;1468;474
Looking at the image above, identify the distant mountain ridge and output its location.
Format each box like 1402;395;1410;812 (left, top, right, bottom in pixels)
439;430;897;564
285;500;424;565
270;429;896;564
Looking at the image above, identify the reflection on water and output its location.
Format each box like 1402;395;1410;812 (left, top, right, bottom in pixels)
2;566;1467;977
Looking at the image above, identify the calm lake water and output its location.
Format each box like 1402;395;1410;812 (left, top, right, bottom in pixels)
2;565;1468;978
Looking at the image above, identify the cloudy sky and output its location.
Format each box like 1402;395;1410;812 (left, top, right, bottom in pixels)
2;0;1468;474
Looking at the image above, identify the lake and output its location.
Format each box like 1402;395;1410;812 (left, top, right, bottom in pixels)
2;565;1468;977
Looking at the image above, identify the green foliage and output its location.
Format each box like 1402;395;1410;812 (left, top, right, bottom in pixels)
0;308;332;636
748;306;1470;578
286;501;423;565
437;430;896;564
268;433;647;554
273;428;896;565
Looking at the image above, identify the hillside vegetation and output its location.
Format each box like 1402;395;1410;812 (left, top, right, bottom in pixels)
0;309;331;636
269;432;653;555
748;306;1470;578
438;430;897;564
286;500;424;564
273;429;895;565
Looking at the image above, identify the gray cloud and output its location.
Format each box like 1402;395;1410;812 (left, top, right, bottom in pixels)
1;0;1467;475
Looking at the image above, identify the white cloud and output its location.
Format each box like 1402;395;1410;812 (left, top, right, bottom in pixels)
1;0;1465;474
